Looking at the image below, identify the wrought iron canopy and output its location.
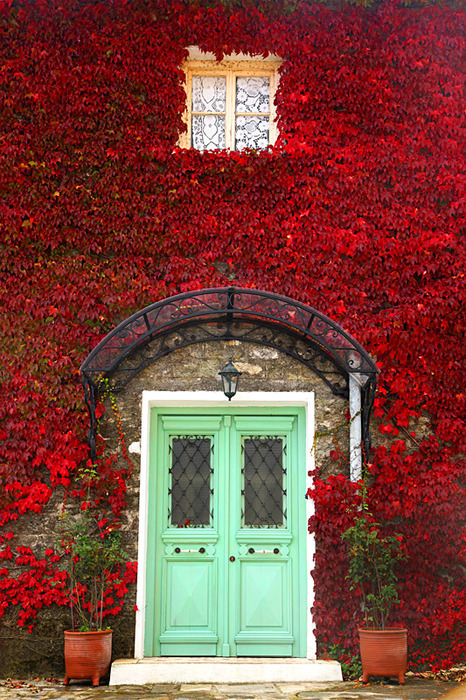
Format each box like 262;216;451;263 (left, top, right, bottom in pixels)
80;287;378;460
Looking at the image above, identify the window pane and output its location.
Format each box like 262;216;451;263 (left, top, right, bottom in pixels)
192;115;226;150
242;437;286;528
192;76;226;113
235;115;269;150
236;77;270;114
169;437;213;527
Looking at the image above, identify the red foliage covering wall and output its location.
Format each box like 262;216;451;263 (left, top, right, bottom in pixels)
0;0;464;670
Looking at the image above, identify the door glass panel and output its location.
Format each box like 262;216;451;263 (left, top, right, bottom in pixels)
169;437;213;527
242;437;286;528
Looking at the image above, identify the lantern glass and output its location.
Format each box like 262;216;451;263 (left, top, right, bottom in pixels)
219;357;242;400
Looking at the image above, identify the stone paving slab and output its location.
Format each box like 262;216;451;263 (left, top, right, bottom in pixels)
0;679;463;700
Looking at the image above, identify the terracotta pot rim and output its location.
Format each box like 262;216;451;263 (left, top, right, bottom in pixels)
358;627;407;633
64;629;113;635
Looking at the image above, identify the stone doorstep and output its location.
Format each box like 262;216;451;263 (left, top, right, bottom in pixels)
109;658;343;686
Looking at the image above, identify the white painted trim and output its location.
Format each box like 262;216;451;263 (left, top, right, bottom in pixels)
135;391;316;660
349;375;362;481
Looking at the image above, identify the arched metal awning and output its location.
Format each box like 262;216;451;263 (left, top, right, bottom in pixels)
81;287;378;460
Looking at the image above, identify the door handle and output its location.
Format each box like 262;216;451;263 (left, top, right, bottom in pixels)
229;556;236;562
247;548;280;554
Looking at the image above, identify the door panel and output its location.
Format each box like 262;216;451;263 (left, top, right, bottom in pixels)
231;416;296;657
159;558;218;656
146;407;306;658
146;415;222;657
239;558;290;624
235;558;293;656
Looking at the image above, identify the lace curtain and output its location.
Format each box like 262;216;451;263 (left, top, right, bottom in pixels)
191;75;270;150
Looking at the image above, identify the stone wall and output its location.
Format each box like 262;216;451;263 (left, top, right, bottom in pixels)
0;486;71;678
102;338;351;507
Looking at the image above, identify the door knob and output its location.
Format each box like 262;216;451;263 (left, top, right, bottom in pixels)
229;556;236;562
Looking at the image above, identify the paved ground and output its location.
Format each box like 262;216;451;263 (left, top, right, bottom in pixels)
0;678;464;700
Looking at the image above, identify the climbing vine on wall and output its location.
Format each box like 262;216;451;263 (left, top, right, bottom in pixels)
0;0;464;671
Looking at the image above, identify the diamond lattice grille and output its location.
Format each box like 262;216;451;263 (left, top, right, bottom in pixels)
169;437;213;527
242;437;286;528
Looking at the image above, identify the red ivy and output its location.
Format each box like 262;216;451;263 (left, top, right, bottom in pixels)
0;0;464;672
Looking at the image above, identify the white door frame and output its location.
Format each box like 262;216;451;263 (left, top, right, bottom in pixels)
134;391;316;660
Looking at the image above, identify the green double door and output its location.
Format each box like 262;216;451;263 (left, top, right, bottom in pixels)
145;406;307;658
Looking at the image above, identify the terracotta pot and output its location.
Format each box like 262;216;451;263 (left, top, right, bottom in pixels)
358;628;407;684
64;629;112;687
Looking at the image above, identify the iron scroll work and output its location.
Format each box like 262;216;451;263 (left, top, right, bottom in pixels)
80;287;378;461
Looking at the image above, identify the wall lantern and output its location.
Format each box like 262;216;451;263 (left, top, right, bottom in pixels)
219;357;242;401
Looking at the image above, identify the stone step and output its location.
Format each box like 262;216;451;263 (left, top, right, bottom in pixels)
109;657;343;685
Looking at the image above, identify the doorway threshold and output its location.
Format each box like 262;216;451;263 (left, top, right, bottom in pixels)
109;657;343;685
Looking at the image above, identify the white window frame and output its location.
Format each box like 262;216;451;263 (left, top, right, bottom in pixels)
180;47;281;151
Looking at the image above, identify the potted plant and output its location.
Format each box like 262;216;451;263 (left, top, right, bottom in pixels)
60;501;123;687
342;486;407;684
